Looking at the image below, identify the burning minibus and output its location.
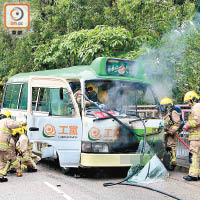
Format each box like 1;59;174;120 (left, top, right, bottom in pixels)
1;57;167;173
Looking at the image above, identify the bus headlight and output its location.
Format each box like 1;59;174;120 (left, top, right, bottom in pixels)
82;142;92;152
81;142;109;153
92;143;109;153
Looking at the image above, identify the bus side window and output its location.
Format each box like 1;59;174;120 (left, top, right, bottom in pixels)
3;84;21;109
19;84;28;110
32;87;40;111
37;88;48;112
36;88;75;116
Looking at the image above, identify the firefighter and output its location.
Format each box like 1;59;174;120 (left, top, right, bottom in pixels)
160;97;181;170
74;83;98;108
17;127;39;172
7;135;22;177
183;91;200;181
20;126;41;165
0;110;26;182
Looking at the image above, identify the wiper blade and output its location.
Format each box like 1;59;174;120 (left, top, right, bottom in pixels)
83;94;136;136
93;117;112;121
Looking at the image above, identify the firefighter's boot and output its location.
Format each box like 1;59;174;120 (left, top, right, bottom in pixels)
27;162;37;173
17;168;22;177
0;177;8;182
171;147;176;165
183;175;198;181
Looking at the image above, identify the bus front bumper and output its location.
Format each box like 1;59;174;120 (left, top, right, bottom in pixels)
80;153;145;167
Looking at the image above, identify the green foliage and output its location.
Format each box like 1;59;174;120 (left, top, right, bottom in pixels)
174;24;200;102
105;0;196;45
34;25;134;69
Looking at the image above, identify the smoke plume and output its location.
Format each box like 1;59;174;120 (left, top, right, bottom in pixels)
136;14;200;102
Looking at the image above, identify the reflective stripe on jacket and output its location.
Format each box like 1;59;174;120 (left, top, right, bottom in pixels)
0;118;23;151
186;103;200;141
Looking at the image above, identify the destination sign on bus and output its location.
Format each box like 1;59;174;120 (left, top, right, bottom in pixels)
106;59;138;76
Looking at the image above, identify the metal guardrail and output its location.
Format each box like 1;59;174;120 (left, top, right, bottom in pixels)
136;104;191;120
176;131;190;157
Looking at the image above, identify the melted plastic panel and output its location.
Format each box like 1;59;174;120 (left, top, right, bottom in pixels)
126;140;169;183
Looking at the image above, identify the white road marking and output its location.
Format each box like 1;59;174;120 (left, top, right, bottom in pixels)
44;181;74;200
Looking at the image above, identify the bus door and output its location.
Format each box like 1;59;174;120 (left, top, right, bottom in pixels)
27;76;82;168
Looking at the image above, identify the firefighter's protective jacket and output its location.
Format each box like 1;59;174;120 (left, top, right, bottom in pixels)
17;134;32;154
0;118;23;151
164;109;181;134
185;103;200;140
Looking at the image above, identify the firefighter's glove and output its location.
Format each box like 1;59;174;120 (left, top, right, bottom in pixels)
22;120;27;126
17;148;23;156
189;152;193;164
22;126;27;134
182;124;191;131
164;128;168;132
164;128;171;133
167;129;174;135
164;128;169;134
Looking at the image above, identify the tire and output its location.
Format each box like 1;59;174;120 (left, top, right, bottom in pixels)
162;152;176;171
55;153;71;175
61;167;71;175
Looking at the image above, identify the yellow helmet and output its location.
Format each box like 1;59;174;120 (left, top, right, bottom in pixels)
184;91;199;103
160;97;173;113
12;126;27;136
12;128;21;136
160;97;173;105
0;110;11;118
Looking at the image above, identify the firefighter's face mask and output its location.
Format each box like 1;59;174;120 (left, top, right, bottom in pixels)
86;87;93;94
187;100;193;106
160;104;168;114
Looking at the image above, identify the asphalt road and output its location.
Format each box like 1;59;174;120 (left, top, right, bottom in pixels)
0;160;200;200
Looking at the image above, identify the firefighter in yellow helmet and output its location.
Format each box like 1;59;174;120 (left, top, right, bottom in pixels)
182;91;200;181
0;110;26;182
74;83;98;107
16;126;40;173
160;97;182;170
7;134;23;177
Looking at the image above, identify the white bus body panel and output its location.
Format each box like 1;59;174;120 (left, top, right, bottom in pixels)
27;76;82;168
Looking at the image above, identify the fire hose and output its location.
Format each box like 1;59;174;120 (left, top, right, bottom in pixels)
175;134;190;150
103;134;188;200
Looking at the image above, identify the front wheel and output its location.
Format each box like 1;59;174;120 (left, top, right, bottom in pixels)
162;152;176;171
61;167;71;175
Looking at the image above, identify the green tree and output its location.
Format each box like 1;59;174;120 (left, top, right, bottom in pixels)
34;25;134;69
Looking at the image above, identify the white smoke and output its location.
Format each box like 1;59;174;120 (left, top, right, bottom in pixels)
135;14;200;102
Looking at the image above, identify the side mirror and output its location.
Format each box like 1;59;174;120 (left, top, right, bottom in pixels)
60;87;64;100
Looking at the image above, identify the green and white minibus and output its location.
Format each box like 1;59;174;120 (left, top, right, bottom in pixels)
1;57;165;172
